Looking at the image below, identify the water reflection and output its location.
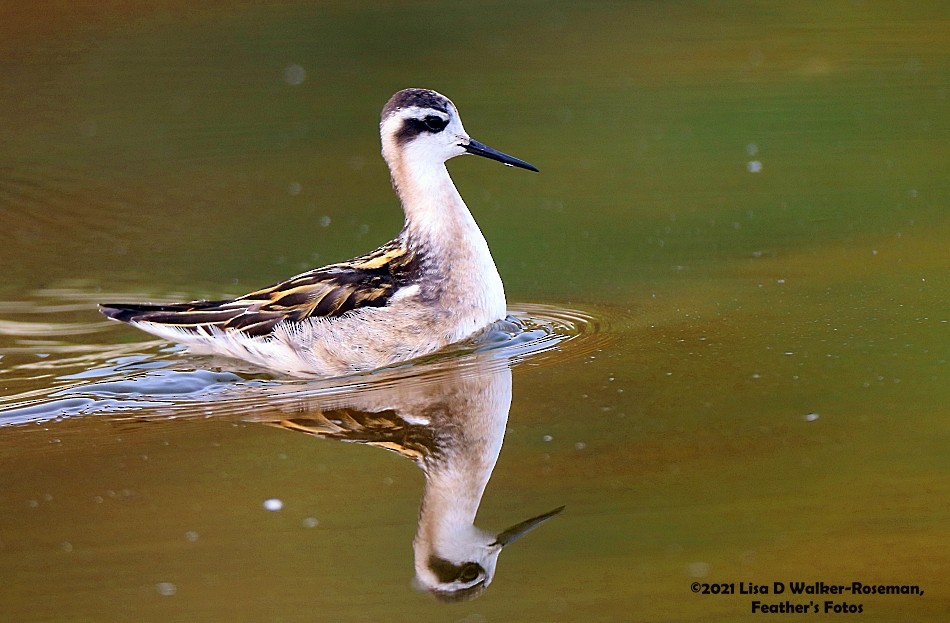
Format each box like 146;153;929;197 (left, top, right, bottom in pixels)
259;357;563;601
0;307;594;601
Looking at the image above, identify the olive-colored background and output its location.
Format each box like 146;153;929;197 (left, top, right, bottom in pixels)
1;2;947;621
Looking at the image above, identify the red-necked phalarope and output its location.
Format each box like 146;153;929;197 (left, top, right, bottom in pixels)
100;88;538;377
271;362;563;601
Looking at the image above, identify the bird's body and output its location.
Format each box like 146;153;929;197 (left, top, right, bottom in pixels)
100;89;537;377
269;357;563;601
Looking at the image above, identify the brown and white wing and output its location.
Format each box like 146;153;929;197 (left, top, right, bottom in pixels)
100;240;419;337
273;408;434;462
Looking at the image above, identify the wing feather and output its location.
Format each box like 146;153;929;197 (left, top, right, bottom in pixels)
272;408;434;462
100;237;421;338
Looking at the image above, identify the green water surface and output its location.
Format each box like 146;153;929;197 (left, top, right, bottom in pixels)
1;2;947;621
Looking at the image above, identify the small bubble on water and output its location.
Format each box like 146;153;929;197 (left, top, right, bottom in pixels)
61;542;73;553
574;442;587;451
302;517;319;528
156;582;177;596
283;64;306;85
184;531;199;542
542;434;553;442
318;215;331;227
263;498;283;512
804;413;820;422
747;160;763;173
746;143;759;156
288;181;302;196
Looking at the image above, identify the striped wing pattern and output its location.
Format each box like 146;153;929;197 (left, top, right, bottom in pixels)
100;239;419;337
274;408;435;462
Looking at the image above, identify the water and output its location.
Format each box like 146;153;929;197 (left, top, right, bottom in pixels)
1;2;948;621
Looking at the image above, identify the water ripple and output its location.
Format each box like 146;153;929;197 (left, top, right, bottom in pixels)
0;302;613;426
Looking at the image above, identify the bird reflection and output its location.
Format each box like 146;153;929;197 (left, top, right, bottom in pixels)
264;358;563;601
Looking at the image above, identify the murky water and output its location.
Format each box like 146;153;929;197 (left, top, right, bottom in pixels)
1;2;948;621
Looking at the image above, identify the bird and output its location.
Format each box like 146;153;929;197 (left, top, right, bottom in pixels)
265;358;563;601
99;88;538;377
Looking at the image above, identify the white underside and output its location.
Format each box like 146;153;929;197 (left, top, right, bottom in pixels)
133;283;505;377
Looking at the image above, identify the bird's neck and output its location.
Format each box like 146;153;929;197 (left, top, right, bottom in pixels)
388;155;506;325
390;157;480;249
412;367;511;562
415;460;493;553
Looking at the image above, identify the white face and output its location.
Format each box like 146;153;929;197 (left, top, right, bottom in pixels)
380;102;470;167
378;88;538;173
413;544;501;602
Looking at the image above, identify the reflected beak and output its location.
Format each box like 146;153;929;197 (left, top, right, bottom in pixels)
491;505;565;547
463;138;539;172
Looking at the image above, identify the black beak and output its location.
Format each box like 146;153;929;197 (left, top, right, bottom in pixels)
491;505;565;548
463;138;539;172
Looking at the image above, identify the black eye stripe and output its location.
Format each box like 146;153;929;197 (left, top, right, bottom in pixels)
427;556;485;584
423;115;448;132
394;114;449;144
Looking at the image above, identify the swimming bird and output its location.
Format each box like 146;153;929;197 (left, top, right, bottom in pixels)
266;358;564;601
99;88;538;377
